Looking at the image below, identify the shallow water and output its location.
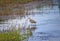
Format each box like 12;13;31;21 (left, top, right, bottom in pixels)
27;5;60;41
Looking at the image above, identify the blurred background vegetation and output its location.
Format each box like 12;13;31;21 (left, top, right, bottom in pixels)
0;0;33;4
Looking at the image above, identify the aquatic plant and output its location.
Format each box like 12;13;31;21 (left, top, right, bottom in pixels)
0;26;33;41
0;30;20;41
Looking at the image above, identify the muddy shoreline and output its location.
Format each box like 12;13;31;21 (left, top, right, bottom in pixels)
0;0;54;20
0;1;40;20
